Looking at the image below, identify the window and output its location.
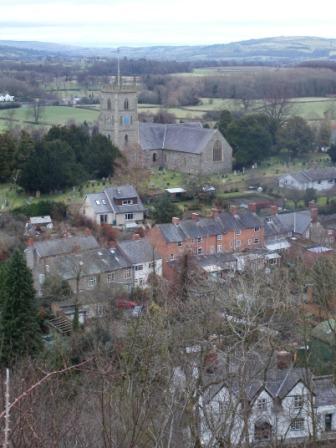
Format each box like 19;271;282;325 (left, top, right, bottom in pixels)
254;226;260;232
124;98;129;110
107;98;111;110
236;229;241;235
290;418;304;431
213;140;222;161
125;269;131;279
122;199;133;205
197;247;202;254
123;115;130;126
169;254;174;261
254;238;260;244
96;304;105;316
177;241;182;247
217;234;222;241
325;413;333;432
95;200;101;205
149;261;155;269
124;134;129;144
254;422;272;441
293;395;304;409
125;213;134;220
102;199;107;205
217;245;223;253
107;272;116;283
269;258;277;265
88;276;97;288
235;240;241;248
135;264;143;271
100;214;108;224
197;237;202;243
257;398;267;411
153;153;157;162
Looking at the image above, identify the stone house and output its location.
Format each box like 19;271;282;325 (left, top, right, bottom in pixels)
117;237;162;289
98;76;232;175
81;184;145;228
200;356;336;446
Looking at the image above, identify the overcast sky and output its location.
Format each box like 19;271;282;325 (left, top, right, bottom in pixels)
1;0;336;46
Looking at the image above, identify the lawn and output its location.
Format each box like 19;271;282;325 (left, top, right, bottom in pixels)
0;105;99;130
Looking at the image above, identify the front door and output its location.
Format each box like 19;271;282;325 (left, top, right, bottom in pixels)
325;414;333;432
254;422;272;441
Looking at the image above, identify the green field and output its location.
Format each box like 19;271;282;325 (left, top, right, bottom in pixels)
0;105;99;130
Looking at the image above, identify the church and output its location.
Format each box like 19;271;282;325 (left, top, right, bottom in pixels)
98;76;232;175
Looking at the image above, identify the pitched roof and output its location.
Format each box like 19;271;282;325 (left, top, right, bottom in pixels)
34;235;99;258
86;185;145;215
117;239;160;264
264;211;311;237
139;122;219;155
285;167;336;184
48;247;130;280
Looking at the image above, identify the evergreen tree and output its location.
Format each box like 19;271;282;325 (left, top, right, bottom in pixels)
0;250;41;366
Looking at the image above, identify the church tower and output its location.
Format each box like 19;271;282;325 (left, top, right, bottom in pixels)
98;63;139;149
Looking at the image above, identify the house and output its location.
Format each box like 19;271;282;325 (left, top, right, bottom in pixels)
0;93;14;102
25;215;53;235
200;353;336;446
263;204;320;250
98;76;232;175
279;167;336;191
81;184;145;228
148;206;264;278
117;237;162;288
45;247;132;294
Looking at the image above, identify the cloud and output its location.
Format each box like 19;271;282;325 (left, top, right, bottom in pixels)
0;0;335;45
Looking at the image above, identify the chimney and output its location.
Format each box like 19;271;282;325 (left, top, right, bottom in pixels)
271;205;278;216
248;202;257;214
191;212;200;221
309;201;318;223
132;233;141;240
230;205;238;216
212;208;220;218
172;217;180;226
276;351;292;370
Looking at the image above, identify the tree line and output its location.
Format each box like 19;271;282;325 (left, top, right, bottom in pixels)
0;124;120;193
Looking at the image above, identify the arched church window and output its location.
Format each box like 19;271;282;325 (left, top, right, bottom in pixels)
153;153;157;162
107;99;112;111
213;140;222;161
124;134;129;144
124;98;129;110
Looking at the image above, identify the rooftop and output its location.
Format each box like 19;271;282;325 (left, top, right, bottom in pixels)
33;235;99;258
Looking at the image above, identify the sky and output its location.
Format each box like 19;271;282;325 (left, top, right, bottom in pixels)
1;0;336;47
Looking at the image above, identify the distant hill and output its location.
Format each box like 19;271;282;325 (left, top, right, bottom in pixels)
1;36;336;62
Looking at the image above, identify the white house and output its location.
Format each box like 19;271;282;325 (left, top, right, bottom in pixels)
200;357;336;446
279;167;336;191
0;94;15;102
117;237;162;288
81;184;145;228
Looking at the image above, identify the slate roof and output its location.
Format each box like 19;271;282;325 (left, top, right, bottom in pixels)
86;185;145;215
48;247;130;281
117;239;160;264
34;235;99;258
285;167;336;184
314;376;336;406
139;122;218;155
264;211;311;238
157;211;263;243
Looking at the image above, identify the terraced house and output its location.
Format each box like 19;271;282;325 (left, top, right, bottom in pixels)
148;205;264;277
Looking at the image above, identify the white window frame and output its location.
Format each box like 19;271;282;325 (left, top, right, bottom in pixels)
135;264;143;271
107;272;116;283
293;395;304;409
257;398;267;411
290;418;304;431
125;213;134;221
217;234;222;241
88;276;97;288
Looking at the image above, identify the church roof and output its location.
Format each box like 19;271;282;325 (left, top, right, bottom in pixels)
139;122;218;155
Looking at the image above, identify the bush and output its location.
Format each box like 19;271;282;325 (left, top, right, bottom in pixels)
13;200;67;220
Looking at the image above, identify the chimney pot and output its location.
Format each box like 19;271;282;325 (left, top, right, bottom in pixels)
276;351;292;370
172;217;180;225
248;202;257;213
230;205;238;216
211;208;220;218
271;205;278;216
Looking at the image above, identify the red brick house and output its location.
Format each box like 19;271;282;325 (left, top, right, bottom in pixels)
148;205;264;277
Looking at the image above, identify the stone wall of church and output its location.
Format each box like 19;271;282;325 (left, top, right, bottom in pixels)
199;130;232;175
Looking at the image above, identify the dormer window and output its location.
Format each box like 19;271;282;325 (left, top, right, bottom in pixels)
122;199;133;205
95;200;101;205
